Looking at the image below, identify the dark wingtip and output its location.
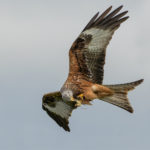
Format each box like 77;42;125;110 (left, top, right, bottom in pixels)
118;5;123;10
93;12;100;19
82;11;99;31
95;11;99;16
133;79;144;86
122;16;130;22
139;79;144;83
65;127;71;132
108;5;113;10
112;5;123;15
136;79;144;85
104;5;113;13
83;5;129;31
128;107;134;113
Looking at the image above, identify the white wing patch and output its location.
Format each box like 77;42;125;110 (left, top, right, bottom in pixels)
83;28;113;51
43;101;72;119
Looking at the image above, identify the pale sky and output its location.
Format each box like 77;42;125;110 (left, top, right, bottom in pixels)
0;0;149;150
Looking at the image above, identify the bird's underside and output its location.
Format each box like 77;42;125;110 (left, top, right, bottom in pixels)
42;6;144;132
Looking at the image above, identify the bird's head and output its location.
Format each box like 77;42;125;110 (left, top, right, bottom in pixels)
61;90;73;101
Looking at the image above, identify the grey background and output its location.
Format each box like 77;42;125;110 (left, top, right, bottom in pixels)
0;0;149;150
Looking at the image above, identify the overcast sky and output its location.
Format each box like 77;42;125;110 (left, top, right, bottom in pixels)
0;0;149;150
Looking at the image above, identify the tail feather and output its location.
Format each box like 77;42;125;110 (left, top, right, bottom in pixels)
101;79;144;113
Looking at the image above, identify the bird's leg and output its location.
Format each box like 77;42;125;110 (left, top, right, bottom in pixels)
77;93;85;101
70;96;81;107
75;100;81;107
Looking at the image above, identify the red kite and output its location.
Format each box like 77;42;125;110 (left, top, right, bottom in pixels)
42;6;143;132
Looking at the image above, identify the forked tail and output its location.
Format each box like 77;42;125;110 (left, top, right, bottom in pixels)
101;79;144;113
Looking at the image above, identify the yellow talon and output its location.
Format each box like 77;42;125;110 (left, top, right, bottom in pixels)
71;96;75;101
77;93;85;100
75;100;81;107
70;96;81;107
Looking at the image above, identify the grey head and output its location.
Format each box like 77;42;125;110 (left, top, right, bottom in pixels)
60;89;73;101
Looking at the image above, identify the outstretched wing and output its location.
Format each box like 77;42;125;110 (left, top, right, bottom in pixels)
69;6;129;84
42;91;77;132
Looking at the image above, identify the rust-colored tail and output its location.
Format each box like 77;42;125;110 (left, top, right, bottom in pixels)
101;79;144;113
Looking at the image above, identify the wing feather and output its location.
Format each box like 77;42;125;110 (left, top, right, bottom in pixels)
69;6;129;84
42;92;77;132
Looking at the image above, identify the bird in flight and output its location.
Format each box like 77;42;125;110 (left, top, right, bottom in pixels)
42;6;143;132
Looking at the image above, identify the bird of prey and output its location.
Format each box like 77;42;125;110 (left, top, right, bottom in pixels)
42;6;143;132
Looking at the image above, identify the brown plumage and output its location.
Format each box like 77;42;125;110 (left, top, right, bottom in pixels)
42;6;144;132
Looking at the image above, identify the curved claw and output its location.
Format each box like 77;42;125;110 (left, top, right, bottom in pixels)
77;93;85;100
70;96;75;101
75;100;82;107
